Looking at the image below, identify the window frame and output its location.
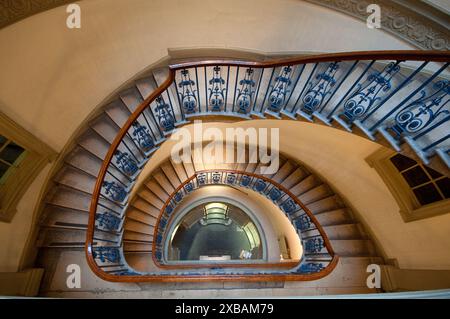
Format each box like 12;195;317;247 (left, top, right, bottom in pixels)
0;111;57;222
366;147;450;222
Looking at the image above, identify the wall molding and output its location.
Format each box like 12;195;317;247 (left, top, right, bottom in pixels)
1;0;448;50
0;268;44;296
366;147;450;222
304;0;449;50
0;110;57;222
381;265;450;292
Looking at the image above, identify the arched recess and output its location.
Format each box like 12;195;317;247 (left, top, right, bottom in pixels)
164;195;273;264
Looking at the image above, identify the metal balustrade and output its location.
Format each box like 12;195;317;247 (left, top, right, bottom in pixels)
86;51;450;282
151;170;334;270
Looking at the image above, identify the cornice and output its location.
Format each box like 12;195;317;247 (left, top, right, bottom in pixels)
304;0;449;50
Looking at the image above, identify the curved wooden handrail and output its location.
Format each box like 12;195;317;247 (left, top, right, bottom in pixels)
86;50;450;282
150;169;335;269
170;50;450;70
85;70;176;277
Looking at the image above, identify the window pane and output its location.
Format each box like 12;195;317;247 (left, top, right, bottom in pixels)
402;166;430;187
413;184;443;205
0;135;6;149
425;166;443;179
0;161;10;180
436;178;450;199
390;154;417;171
0;142;25;165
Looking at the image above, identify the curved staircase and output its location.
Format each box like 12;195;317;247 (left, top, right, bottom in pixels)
33;51;449;296
122;150;379;274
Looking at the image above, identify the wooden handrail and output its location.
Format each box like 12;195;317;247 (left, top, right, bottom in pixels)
170;50;450;70
151;169;335;269
86;50;450;282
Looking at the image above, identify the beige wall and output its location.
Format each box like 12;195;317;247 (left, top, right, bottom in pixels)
0;0;412;152
0;164;51;272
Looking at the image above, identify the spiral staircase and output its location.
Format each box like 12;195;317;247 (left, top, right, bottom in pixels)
31;51;450;297
121;150;378;273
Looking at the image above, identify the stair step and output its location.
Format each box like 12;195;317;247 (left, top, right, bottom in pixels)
65;146;102;177
245;162;258;174
306;195;343;214
138;189;165;209
290;175;319;197
314;209;353;226
55;166;96;194
298;184;333;205
47;186;92;212
135;76;158;99
271;161;295;183
90;114;120;144
171;160;188;182
123;231;153;243
104;99;131;127
132;198;161;216
253;161;271;176
42;205;89;228
161;162;181;189
281;167;308;189
127;207;157;225
323;224;364;240
153;170;175;194
182;160;196;177
120;87;144;113
145;180;170;202
331;239;377;257
38;228;87;248
78;130;111;160
123;242;153;252
124;219;154;235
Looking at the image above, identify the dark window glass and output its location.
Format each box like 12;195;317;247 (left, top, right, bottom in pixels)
413;184;443;206
425;166;443;179
0;142;25;165
436;178;450;199
0;135;6;149
390;154;417;171
0;161;10;180
401;166;430;187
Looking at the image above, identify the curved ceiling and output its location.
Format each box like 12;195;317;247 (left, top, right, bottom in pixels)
1;0;448;50
0;0;416;153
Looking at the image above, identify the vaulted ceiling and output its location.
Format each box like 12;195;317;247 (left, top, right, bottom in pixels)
1;0;448;50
